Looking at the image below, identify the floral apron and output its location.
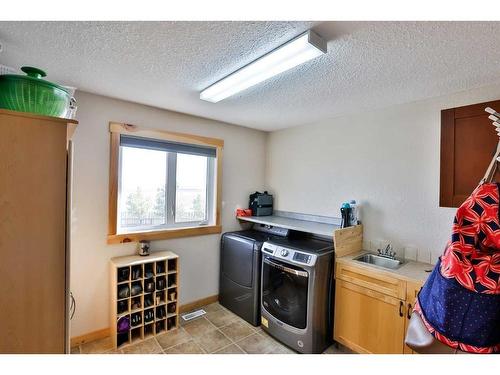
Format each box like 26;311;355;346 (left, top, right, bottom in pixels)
415;182;500;353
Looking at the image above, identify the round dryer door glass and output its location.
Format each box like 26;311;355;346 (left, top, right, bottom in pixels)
262;256;309;329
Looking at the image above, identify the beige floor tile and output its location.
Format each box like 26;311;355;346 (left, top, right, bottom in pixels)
182;317;217;337
202;302;224;313
219;320;255;342
193;329;232;353
156;327;191;350
213;344;245;354
80;337;114;354
164;340;205;354
122;338;163;354
251;325;264;333
205;309;237;328
236;333;275;354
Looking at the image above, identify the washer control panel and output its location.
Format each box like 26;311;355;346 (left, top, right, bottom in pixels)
261;242;317;266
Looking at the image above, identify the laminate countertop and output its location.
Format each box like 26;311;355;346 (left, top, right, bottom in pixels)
336;251;435;284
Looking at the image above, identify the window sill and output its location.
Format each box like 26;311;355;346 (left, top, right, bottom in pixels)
107;225;222;244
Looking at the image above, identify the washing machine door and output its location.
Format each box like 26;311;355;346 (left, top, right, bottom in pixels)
262;255;309;329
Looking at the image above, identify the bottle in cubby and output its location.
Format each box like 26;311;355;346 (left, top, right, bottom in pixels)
117;299;129;315
156;260;166;275
144;308;155;324
117;283;130;300
155;320;166;334
144;278;155;294
168;289;177;303
167;302;176;314
117;267;130;283
130;311;142;328
144;263;154;278
144;323;154;339
155;290;166;305
156;276;166;291
131;264;143;280
168;258;177;273
167;273;176;288
144;293;154;309
131;296;142;311
167;316;176;331
131;280;143;297
156;305;166;320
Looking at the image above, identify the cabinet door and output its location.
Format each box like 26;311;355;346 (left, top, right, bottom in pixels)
334;279;406;354
0;112;68;353
403;281;424;354
440;99;500;207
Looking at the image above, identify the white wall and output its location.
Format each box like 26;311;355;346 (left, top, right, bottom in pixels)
70;92;266;337
266;83;500;264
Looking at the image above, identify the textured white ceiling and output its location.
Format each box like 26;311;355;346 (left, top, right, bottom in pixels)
0;21;500;131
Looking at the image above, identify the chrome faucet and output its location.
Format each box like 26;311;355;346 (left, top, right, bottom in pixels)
377;244;397;260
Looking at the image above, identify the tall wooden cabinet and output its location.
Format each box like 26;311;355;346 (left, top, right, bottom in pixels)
0;109;77;353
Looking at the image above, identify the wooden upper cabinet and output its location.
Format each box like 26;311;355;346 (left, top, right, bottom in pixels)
440;99;500;207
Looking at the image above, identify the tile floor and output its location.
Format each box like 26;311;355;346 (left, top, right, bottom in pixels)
71;302;352;354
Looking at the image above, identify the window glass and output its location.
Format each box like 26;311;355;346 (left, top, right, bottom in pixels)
175;153;208;223
118;146;167;232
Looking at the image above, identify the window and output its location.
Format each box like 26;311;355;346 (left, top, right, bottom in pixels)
108;122;223;244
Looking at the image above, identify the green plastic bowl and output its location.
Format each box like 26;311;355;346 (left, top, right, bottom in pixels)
0;66;70;118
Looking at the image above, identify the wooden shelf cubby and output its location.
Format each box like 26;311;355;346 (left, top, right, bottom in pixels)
110;251;179;349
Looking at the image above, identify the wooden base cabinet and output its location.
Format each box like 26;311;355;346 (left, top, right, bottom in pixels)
334;280;406;354
334;261;423;354
403;281;424;354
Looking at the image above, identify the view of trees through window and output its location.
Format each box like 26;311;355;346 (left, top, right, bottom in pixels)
118;147;208;231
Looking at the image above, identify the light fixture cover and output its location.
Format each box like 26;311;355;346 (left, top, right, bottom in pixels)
200;30;327;103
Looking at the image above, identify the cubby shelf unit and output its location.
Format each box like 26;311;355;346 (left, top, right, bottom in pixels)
110;251;179;349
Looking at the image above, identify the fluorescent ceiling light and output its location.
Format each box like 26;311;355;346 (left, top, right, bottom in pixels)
200;30;327;103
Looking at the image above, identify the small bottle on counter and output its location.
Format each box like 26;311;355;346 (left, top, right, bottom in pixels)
349;200;359;225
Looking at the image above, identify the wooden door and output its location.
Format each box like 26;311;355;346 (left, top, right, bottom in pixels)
334;279;406;354
0;111;69;353
403;281;424;354
440;99;500;207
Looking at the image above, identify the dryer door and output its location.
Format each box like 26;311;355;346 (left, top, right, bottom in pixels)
221;234;257;287
262;255;309;329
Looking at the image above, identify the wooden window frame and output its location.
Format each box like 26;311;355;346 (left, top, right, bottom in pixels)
107;122;223;244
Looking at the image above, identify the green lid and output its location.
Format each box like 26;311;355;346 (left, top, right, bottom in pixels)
1;66;69;94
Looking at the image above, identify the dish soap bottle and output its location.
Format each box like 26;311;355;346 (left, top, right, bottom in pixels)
340;202;352;228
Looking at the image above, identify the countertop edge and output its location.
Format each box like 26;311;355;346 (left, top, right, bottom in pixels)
336;251;434;284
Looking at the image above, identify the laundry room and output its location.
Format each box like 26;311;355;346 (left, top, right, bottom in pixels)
1;2;500;374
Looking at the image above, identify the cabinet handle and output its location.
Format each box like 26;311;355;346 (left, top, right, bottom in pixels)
399;301;404;317
407;303;412;319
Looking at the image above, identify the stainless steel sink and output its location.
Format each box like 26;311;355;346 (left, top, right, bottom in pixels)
354;253;404;270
